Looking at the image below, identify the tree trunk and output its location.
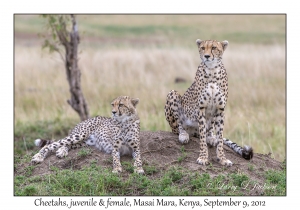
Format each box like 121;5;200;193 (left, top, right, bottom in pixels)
58;15;89;121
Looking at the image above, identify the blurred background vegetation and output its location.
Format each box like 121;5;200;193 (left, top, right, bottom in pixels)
14;15;285;160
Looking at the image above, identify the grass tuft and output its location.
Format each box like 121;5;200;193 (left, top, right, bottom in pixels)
77;148;92;158
14;163;286;196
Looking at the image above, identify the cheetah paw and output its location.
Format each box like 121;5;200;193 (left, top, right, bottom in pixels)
196;157;209;165
112;167;123;174
179;132;189;144
56;147;68;158
207;136;218;147
134;167;145;175
217;158;233;166
31;153;44;164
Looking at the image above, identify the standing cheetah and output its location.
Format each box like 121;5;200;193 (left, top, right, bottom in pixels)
31;96;144;174
164;39;253;166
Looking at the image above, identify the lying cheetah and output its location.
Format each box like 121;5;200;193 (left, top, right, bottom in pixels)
165;39;253;166
31;96;144;174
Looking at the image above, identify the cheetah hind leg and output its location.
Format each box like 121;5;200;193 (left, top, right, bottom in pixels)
111;149;123;174
179;131;190;144
165;90;190;144
56;141;89;158
133;154;145;175
31;138;53;164
56;146;69;158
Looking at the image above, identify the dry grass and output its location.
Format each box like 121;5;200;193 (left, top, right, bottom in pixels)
15;43;285;160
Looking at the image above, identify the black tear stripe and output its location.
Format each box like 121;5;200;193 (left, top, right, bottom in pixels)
211;47;215;61
118;99;122;116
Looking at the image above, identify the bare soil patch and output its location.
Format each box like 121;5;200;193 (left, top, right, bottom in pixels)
16;131;283;189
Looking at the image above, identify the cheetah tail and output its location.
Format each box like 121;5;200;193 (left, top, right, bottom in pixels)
34;139;54;148
223;138;253;160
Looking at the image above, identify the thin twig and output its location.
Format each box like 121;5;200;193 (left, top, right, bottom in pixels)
141;146;167;155
163;159;180;167
183;149;199;153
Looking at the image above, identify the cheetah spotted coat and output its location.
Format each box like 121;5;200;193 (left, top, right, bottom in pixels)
31;96;144;174
164;39;253;166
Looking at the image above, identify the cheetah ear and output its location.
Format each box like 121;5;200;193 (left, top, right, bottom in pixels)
221;40;229;51
131;98;139;107
196;39;202;47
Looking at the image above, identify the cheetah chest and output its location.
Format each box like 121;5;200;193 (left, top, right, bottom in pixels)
182;83;223;136
204;82;220;120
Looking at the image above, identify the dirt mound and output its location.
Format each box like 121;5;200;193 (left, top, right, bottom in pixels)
18;131;282;183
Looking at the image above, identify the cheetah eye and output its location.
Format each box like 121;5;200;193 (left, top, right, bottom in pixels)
212;46;216;50
201;47;205;50
119;104;124;107
111;104;114;107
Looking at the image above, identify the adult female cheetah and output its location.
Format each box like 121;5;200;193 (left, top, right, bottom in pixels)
31;96;144;174
164;39;253;166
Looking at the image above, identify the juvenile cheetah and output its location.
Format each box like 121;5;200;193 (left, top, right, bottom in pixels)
164;39;253;166
31;96;144;174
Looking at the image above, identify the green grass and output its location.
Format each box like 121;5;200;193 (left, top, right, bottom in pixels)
23;165;36;177
14;133;286;196
15;14;285;47
178;146;188;163
15;163;285;196
122;161;135;173
143;165;159;175
248;163;255;171
14;119;76;156
77;148;92;158
86;24;191;37
264;169;286;195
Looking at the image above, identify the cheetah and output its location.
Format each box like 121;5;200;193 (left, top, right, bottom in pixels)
164;39;253;166
31;96;144;174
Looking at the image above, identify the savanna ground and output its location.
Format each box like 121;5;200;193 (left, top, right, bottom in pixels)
14;15;286;196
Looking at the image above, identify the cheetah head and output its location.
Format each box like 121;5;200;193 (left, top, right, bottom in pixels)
111;96;139;121
196;39;228;65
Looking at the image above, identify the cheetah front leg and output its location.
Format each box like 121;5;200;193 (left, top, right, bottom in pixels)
132;149;144;174
196;111;209;165
130;142;144;174
215;110;232;166
165;90;189;144
111;138;122;173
